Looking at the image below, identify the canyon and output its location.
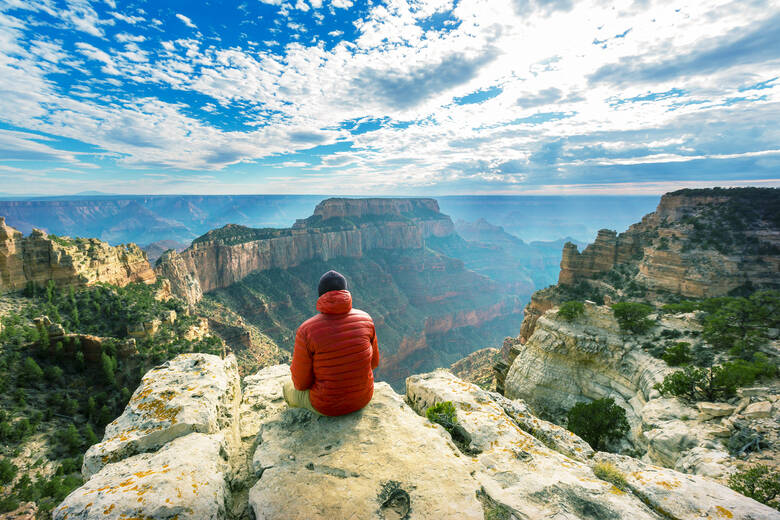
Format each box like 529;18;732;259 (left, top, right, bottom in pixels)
497;187;780;487
156;198;529;387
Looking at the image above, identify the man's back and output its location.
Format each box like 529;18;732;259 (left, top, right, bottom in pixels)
290;288;379;416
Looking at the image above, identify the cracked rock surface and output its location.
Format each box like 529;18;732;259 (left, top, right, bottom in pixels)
56;354;779;520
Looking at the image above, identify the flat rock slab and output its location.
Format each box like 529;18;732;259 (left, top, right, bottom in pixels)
54;433;229;520
594;452;780;520
696;401;736;419
406;370;660;520
240;364;290;439
248;382;484;519
83;353;239;478
742;401;773;419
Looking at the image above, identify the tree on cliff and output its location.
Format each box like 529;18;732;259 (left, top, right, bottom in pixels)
566;398;629;451
611;302;654;334
702;290;779;359
557;301;585;322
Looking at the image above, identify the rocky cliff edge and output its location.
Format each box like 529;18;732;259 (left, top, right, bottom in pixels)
54;353;777;520
0;217;155;293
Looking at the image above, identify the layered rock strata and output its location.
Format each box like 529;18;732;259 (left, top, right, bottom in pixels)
504;302;780;481
156;198;455;302
82;353;240;478
56;354;777;520
0;217;155;293
558;188;780;298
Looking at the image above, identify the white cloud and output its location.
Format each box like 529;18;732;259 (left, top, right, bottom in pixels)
327;30;343;37
1;0;779;193
115;32;145;43
109;11;145;24
175;13;197;29
75;41;120;74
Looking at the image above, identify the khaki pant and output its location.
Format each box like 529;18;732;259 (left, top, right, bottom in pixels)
282;378;323;415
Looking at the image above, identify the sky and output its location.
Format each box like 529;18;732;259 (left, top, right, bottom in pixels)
0;0;779;195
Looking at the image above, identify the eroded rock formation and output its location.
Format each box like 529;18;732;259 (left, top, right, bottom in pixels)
558;188;780;298
504;301;780;482
55;355;777;520
158;198;524;388
157;198;455;299
0;217;155;293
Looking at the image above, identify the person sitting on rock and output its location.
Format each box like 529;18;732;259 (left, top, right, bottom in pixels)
284;270;380;416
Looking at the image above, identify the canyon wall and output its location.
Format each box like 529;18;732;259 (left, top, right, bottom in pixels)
557;188;780;298
156;198;522;388
158;198;455;301
0;217;155;293
500;188;780;482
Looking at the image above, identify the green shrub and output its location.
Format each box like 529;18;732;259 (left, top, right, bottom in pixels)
593;461;628;491
662;342;692;366
484;504;512;520
0;496;20;514
566;398;629;451
701;290;779;359
719;355;777;388
20;357;43;385
59;424;83;456
0;458;17;485
728;465;779;507
426;401;458;430
612;302;655;334
557;301;585;322
662;301;699;313
654;365;739;402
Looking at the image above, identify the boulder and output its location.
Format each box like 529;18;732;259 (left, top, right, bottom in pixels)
54;433;229;520
742;401;773;419
594;452;780;520
239;364;290;440
643;421;699;467
696;401;736;420
249;380;484;519
407;370;659;519
82;354;240;478
738;387;771;398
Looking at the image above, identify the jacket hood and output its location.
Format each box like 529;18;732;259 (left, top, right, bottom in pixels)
316;290;353;314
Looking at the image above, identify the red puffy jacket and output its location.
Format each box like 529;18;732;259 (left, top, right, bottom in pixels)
290;290;380;416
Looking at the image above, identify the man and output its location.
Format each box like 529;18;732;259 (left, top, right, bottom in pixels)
283;270;380;416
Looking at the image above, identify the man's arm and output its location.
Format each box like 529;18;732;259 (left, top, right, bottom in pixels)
370;324;379;370
290;325;314;390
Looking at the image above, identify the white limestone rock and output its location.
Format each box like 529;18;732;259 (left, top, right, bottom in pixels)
248;381;484;520
407;370;661;520
239;364;290;439
743;401;773;419
593;452;780;520
643;421;699;467
83;353;240;478
53;433;229;520
504;304;668;421
696;401;736;420
490;392;595;461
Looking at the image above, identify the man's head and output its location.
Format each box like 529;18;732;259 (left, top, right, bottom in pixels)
318;270;348;296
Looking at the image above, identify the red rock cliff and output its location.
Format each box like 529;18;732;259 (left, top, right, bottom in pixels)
158;198;457;302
